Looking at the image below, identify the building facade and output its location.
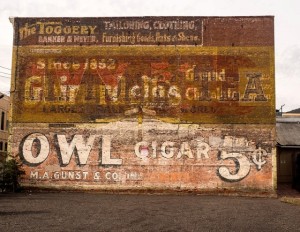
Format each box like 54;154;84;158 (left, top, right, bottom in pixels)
0;93;10;163
10;17;276;193
277;109;300;190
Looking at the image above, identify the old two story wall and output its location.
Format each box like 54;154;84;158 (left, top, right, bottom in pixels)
10;17;276;193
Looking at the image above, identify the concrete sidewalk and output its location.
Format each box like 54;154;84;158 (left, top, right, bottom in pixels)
1;192;300;232
278;184;300;206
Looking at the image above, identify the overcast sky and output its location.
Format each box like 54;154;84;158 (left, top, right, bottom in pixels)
0;0;299;112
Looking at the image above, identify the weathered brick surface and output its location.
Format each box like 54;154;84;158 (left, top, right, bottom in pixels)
12;121;275;191
10;17;275;193
202;17;274;46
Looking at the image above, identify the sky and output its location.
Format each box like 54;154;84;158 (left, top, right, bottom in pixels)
0;0;299;112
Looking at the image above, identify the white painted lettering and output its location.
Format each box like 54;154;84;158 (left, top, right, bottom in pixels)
161;141;175;158
30;171;39;179
196;141;210;159
22;133;49;165
57;134;96;165
135;141;149;158
218;151;251;181
101;135;122;165
177;142;193;159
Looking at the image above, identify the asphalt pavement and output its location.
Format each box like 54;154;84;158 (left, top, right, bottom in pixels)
1;192;300;232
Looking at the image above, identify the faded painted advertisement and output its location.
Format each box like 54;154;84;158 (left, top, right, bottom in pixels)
12;122;275;190
11;17;276;192
13;46;274;124
16;18;203;46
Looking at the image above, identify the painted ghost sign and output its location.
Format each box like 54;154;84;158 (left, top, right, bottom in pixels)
12;17;275;124
11;17;276;193
14;123;274;187
12;48;274;124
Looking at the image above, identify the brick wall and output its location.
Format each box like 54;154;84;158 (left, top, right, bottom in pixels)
10;17;276;193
